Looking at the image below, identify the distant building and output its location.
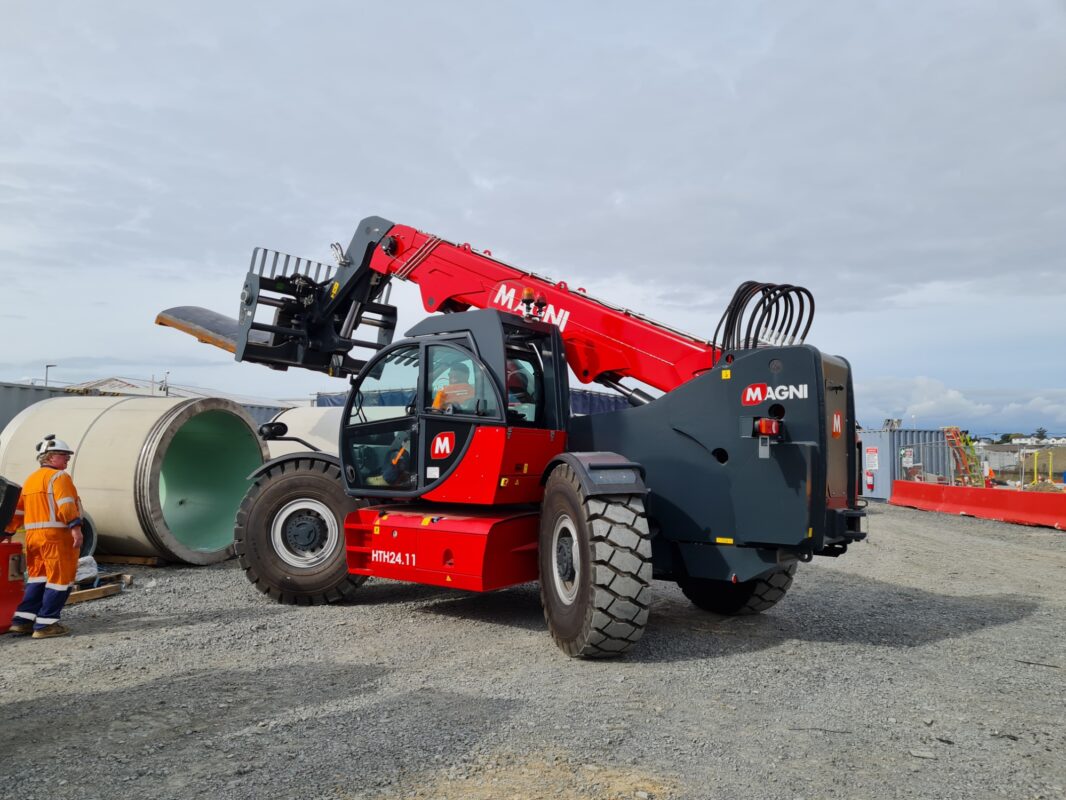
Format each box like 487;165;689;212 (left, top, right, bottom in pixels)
1007;437;1066;446
0;378;291;431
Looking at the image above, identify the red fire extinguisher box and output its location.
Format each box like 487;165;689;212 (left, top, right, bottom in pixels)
1;541;25;634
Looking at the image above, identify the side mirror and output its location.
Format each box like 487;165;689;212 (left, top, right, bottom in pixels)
258;421;289;440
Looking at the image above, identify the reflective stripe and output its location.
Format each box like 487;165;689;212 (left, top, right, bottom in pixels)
14;611;37;621
26;576;47;584
45;582;71;592
57;497;76;507
13;510;24;517
24;522;67;531
35;617;59;625
46;471;63;524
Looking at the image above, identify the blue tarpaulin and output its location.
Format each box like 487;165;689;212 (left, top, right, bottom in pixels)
569;388;630;415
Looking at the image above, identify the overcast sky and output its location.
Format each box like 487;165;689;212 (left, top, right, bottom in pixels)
1;1;1064;435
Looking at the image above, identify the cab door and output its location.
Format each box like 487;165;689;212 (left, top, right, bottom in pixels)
341;345;421;495
418;343;504;488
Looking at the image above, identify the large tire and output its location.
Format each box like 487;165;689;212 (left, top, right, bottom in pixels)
538;464;653;658
678;563;797;616
234;458;366;605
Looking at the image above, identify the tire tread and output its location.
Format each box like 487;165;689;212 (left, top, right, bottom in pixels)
540;467;653;658
234;460;365;606
679;563;796;616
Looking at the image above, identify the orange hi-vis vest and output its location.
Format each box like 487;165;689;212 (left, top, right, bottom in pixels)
5;466;82;535
432;383;475;410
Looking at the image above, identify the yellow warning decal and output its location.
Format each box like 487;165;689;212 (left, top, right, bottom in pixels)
500;477;509;487
522;464;529;474
330;281;340;299
721;369;731;380
373;525;380;536
445;575;452;582
807;527;813;539
421;517;432;526
715;536;734;545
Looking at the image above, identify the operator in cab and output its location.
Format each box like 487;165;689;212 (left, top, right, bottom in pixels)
432;363;475;413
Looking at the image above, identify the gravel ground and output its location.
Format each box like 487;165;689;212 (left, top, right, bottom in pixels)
2;503;1064;800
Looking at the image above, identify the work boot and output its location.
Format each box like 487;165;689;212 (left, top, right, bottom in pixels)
31;623;70;639
6;621;33;635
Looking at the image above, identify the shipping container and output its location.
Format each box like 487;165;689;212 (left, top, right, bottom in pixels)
0;382;65;435
859;428;949;501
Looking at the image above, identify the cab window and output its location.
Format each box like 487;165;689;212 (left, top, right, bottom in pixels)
348;346;419;424
505;349;543;425
424;345;500;418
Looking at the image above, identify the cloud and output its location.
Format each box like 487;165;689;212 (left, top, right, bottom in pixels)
1;1;1063;424
857;378;1065;434
858;377;992;425
1001;392;1066;426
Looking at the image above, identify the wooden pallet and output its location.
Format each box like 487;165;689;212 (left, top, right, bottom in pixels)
94;554;165;567
67;572;133;605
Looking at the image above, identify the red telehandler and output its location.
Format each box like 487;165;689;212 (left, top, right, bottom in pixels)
158;216;866;657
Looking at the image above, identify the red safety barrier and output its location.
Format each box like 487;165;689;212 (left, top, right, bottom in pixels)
890;481;1066;530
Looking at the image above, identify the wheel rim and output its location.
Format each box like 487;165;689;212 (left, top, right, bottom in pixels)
270;499;339;569
551;514;581;605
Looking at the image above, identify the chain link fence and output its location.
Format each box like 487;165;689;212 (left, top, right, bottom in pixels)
895;442;1065;489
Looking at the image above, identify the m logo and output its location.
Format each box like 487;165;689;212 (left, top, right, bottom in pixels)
831;411;843;439
742;383;769;406
431;432;455;459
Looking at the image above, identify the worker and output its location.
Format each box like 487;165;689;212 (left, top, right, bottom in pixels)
432;363;475;412
4;435;84;639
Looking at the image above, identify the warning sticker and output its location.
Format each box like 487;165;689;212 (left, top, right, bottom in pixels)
865;447;879;471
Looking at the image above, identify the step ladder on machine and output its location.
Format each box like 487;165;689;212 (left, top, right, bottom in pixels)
943;426;983;486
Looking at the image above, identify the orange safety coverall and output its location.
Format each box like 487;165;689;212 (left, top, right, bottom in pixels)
7;467;82;625
432;383;475;410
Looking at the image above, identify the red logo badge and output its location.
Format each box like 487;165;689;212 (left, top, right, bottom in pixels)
741;383;768;406
430;432;455;459
831;411;843;439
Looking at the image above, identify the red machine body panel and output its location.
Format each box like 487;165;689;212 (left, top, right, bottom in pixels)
421;426;567;505
345;506;540;591
366;226;720;392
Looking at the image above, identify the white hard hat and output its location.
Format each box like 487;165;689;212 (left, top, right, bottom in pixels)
35;434;74;457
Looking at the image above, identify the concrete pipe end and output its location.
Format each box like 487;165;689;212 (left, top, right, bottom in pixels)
140;399;270;565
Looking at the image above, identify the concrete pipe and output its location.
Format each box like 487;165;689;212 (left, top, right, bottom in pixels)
0;397;268;565
265;406;342;458
80;512;98;557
